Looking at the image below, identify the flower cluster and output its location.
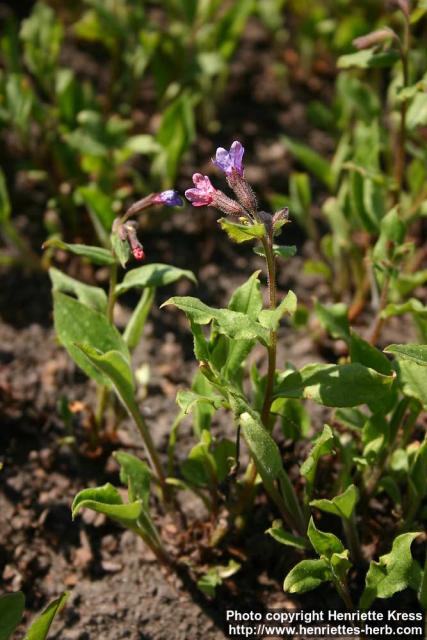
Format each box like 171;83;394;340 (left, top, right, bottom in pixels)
185;140;258;220
113;190;183;263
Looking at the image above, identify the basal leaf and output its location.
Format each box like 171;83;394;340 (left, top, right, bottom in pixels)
74;346;136;414
300;425;335;497
266;521;308;550
24;593;68;640
49;267;107;313
284;559;331;594
53;292;129;385
310;484;358;520
114;451;151;505
0;591;24;640
71;483;142;527
360;533;422;609
351;332;393;375
307;517;345;559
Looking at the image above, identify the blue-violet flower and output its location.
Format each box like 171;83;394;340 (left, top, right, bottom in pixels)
213;140;244;177
152;190;183;207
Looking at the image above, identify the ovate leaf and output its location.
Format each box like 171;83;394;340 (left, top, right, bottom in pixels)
259;291;297;330
385;344;427;367
307;517;345;559
300;425;335;497
49;267;107;313
266;521;308;550
310;484;359;520
360;533;422;609
71;483;142;527
284;559;331;593
53;292;129;384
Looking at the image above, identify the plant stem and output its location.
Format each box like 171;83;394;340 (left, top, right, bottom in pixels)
261;235;277;431
394;18;410;203
342;514;364;567
369;272;390;345
94;260;119;436
130;402;169;499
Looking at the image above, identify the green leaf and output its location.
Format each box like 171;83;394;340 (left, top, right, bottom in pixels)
350;332;393;375
49;267;107;313
176;390;223;416
197;560;241;598
314;302;350;340
163;297;270;344
240;411;283;482
254;244;297;260
111;231;130;269
300;425;335;497
259;291;297;330
385;344;427;367
53;293;129;385
0;168;11;224
228;271;263;319
72;483;142;527
76;184;115;233
283;136;334;190
382;298;427;320
307;517;345;559
394;359;427;408
116;263;196;296
74;346;136;413
123;288;155;350
277;398;310;440
0;591;24;640
44;238;115;265
218;218;266;243
273;363;393;411
360;533;422;609
114;451;151;505
284;558;331;593
266;521;308;550
310;484;358;520
24;593;68;640
338;49;400;69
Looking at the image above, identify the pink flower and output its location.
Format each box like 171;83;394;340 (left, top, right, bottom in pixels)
132;246;145;261
185;173;216;207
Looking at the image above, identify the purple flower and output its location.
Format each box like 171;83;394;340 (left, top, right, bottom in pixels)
213;140;244;177
185;173;216;207
152;189;183;207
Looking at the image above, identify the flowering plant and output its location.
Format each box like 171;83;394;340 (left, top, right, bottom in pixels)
70;140;426;610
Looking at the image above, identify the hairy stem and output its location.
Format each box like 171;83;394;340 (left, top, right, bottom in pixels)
261;235;277;430
94;261;118;437
394;19;410;202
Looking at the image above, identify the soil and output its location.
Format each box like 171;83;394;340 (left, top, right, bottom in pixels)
0;12;425;640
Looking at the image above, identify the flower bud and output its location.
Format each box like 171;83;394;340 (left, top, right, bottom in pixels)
227;170;258;214
353;27;397;50
212;190;246;217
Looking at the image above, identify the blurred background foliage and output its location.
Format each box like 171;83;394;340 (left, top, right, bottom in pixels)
1;0;427;299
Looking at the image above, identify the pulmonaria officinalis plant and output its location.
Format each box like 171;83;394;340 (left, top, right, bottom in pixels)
70;140;426;608
45;188;192;453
